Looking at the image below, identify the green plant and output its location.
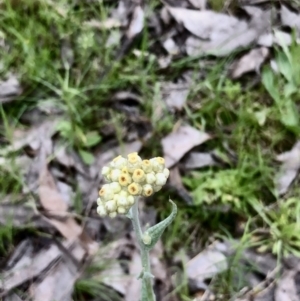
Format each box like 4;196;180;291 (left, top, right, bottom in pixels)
97;153;177;301
262;36;300;134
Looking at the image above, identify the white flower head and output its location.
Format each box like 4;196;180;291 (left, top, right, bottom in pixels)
97;152;169;218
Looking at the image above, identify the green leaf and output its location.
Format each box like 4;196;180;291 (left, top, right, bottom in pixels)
261;67;280;103
79;149;95;165
283;82;297;98
280;100;299;133
143;199;177;251
276;50;293;83
84;131;102;147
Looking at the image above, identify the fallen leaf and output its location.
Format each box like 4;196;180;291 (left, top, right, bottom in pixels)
162;38;180;55
186;249;228;282
38;156;97;254
93;238;134;295
168;7;245;40
111;0;128;27
231;47;269;79
150;241;172;300
183;152;216;169
126;6;144;39
167;166;193;204
173;7;270;56
30;242;85;301
0;242;66;292
39;167;68;215
275;269;299;301
125;250;141;301
188;0;206;9
162;125;211;168
162;80;190;111
0;119;58;156
0;203;51;229
0;74;22;104
3;293;23;301
281;5;300;37
275;141;300;195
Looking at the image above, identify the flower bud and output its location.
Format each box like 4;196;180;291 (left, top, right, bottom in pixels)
99;184;114;201
117;195;128;207
97;205;107;217
142;184;153;197
110;169;121;182
117;207;127;214
150;157;165;172
163;168;170;178
97;197;102;206
121;167;129;174
155;173;167;186
127;152;142;171
109;212;117;218
141;160;152;172
120;190;129;197
101;166;110;176
146;173;156;184
127;195;135;205
118;173;132;186
111;155;127;169
105;200;117;212
142;231;152;245
110;182;122;193
132;169;145;183
127;152;141;163
128;182;142;195
153;185;162;192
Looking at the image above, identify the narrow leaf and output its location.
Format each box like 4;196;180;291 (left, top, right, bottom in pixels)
144;199;177;250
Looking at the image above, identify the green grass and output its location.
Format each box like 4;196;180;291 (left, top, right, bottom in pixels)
1;0;300;300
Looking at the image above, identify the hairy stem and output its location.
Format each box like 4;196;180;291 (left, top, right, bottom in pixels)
130;200;156;301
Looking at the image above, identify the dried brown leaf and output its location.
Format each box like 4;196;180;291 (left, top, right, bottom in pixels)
4;293;23;301
93;238;134;295
183;152;216;169
126;6;144;39
125;250;142;301
275;269;299;301
168;7;245;40
188;0;206;9
186;249;228;282
162;38;180;55
1;119;58;156
0;203;50;229
162;80;190;111
175;7;270;56
0;243;64;292
162;125;211;168
167;166;193;204
231;47;269;79
30;242;85;301
281;5;300;37
38;163;97;255
275;141;300;195
39;166;68;214
0;74;22;104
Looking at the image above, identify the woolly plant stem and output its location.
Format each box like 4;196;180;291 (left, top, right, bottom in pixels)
130;199;156;301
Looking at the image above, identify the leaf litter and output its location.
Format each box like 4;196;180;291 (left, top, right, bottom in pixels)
3;1;300;300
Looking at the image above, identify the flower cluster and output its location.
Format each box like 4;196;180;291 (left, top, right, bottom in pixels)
97;152;170;218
